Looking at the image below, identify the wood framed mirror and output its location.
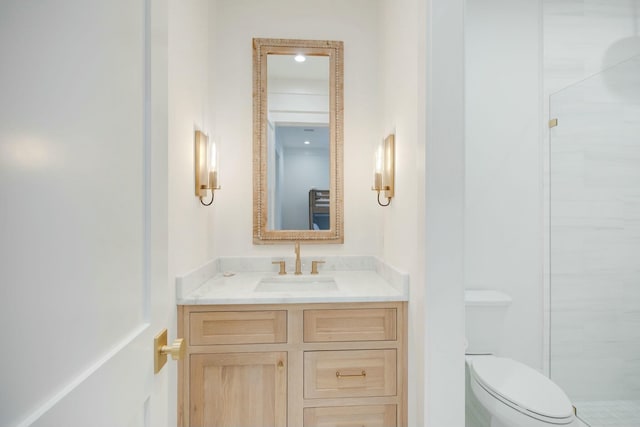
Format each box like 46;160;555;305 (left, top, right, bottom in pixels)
253;38;344;244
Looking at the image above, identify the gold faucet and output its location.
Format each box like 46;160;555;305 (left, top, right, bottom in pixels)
294;241;302;275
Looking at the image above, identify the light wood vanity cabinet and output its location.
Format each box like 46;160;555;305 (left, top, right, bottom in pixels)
178;302;407;427
190;351;287;426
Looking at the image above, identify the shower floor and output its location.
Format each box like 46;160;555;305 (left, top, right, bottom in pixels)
574;400;640;427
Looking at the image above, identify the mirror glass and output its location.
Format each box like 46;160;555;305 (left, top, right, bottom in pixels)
267;55;330;230
253;38;343;243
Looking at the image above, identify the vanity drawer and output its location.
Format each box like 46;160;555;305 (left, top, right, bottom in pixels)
189;310;287;345
304;308;397;342
304;349;397;399
304;405;397;427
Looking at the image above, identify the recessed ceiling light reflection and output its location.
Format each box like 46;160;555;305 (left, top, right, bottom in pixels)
304;140;311;145
294;54;306;62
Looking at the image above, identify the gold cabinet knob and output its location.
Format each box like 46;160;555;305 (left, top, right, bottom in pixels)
161;338;185;360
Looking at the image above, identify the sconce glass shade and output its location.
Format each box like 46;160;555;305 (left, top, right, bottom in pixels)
383;134;394;199
371;134;395;206
372;133;394;206
195;130;220;206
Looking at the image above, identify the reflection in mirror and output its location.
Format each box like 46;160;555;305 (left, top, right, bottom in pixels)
267;54;330;230
253;38;343;243
269;125;330;230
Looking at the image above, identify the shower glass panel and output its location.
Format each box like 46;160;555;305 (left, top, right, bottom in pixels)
550;55;640;427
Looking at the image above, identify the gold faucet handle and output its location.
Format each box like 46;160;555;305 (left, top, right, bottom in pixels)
272;260;287;275
311;260;325;275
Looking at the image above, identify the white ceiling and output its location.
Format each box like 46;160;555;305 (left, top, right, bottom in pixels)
268;54;329;81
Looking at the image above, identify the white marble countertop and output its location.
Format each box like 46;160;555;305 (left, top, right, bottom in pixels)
176;256;409;305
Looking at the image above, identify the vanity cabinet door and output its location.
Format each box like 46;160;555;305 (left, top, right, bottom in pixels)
304;405;397;427
190;351;287;427
179;302;407;427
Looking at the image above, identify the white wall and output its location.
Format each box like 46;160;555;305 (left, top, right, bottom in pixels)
168;0;216;271
464;0;544;370
377;0;422;424
423;1;466;425
379;0;466;425
211;0;381;256
167;0;216;423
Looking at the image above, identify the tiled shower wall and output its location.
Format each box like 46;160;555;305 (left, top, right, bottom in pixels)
545;0;640;402
549;55;640;401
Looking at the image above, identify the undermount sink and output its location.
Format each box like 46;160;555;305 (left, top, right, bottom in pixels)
254;275;338;292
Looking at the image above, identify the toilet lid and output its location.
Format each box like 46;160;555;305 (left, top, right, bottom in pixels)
470;356;573;421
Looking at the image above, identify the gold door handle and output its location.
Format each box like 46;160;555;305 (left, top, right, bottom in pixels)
154;329;185;374
336;370;366;378
161;338;185;360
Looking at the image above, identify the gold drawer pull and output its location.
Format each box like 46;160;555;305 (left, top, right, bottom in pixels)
336;370;366;378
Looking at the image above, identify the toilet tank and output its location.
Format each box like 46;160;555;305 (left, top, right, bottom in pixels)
465;290;512;355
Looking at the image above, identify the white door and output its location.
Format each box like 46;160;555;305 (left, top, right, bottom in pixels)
0;1;173;426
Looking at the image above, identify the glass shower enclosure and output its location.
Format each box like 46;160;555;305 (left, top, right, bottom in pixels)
550;54;640;427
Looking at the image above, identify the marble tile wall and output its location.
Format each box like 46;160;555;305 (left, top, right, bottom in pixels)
549;54;640;401
544;0;640;96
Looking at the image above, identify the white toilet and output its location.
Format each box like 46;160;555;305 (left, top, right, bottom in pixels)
465;290;580;427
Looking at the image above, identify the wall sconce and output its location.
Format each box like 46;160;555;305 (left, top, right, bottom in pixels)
372;133;395;206
195;130;220;206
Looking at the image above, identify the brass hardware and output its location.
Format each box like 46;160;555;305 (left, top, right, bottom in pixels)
278;360;284;370
310;260;325;275
195;130;221;206
154;329;185;374
294;242;302;275
272;260;286;275
549;118;558;128
336;370;366;378
372;134;395;206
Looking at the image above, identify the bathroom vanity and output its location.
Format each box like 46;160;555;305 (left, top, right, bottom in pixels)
176;36;409;426
176;258;408;427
